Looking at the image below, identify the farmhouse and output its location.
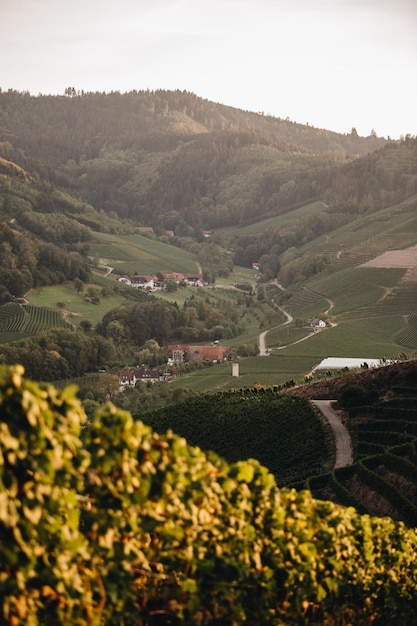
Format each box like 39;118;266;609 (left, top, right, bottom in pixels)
159;272;205;286
184;273;204;287
311;319;326;329
130;275;155;289
117;275;155;289
119;368;170;386
118;272;204;290
160;271;184;283
135;368;164;382
167;344;231;364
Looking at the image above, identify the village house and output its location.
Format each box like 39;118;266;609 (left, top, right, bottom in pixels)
311;319;326;329
130;275;155;289
135;368;163;382
168;346;186;364
118;275;155;289
119;368;171;386
185;273;205;287
160;271;185;283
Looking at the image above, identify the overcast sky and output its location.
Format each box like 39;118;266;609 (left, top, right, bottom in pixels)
1;0;416;138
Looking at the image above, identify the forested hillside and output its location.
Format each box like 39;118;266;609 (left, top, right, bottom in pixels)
0;89;390;234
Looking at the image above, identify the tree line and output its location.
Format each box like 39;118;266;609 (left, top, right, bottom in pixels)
0;223;91;303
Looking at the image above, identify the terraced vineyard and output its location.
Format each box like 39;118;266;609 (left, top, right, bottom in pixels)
0;302;72;339
338;281;416;319
142;390;330;486
396;314;417;349
305;387;417;527
307;266;404;315
284;286;328;317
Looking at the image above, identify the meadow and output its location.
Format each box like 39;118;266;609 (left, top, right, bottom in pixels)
215;201;327;238
89;231;200;275
26;284;126;328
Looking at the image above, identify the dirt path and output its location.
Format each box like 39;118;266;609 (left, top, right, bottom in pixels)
312;400;353;468
96;258;114;276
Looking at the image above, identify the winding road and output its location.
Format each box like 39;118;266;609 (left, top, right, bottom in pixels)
312;400;353;468
258;305;293;356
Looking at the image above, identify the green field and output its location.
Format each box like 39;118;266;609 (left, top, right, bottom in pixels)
167;310;411;394
170;354;320;393
26;284;126;328
89;232;200;275
305;267;405;315
215;201;327;238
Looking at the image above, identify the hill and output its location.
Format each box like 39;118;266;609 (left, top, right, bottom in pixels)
0;89;388;235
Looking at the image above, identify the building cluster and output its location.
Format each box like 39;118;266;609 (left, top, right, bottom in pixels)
119;368;172;387
119;344;232;387
118;272;205;291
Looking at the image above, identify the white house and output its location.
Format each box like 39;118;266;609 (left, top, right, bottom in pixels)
118;275;155;289
130;275;155;290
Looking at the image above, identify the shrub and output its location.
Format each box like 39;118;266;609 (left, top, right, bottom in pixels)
337;382;378;408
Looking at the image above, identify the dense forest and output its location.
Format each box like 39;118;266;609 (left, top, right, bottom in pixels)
0;89;392;233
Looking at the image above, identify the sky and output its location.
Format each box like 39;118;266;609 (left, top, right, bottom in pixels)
1;0;416;139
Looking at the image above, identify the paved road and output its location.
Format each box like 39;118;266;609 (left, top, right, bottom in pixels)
312;400;353;468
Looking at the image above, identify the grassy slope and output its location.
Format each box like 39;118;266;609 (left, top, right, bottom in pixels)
90;231;200;274
215;201;328;237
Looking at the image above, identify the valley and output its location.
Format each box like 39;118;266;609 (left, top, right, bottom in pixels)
0;89;417;624
0;89;416;515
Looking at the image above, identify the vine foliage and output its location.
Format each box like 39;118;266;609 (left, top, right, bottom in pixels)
1;365;417;625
